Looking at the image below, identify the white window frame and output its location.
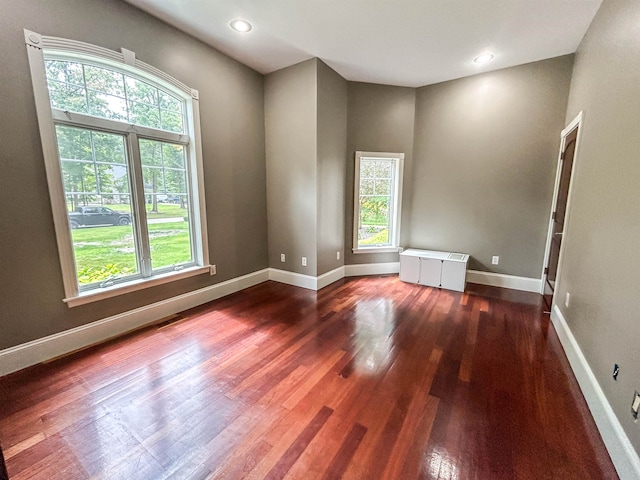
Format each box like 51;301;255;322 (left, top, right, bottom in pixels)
24;30;210;307
352;151;404;254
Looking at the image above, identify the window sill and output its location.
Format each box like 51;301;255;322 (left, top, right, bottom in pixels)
63;265;211;307
352;247;401;254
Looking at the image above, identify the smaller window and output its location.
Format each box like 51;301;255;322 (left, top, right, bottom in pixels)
353;151;404;253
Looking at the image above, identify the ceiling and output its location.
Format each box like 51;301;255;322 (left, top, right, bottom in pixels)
123;0;603;88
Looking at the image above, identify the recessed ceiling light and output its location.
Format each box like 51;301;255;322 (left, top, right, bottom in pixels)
474;53;495;65
230;19;252;33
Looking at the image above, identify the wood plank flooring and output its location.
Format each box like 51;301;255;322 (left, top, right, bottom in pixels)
0;276;618;479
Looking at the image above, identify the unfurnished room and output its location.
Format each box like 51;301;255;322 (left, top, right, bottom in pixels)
0;0;639;479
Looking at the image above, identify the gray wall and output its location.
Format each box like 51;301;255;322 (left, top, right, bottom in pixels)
409;56;574;277
317;61;347;275
0;0;268;349
345;82;416;265
265;59;318;275
556;0;640;454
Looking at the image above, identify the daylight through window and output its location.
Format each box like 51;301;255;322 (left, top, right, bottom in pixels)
353;152;404;252
26;31;208;304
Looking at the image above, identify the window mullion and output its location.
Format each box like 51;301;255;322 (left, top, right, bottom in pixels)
81;64;90;117
127;133;152;277
50;109;188;144
183;148;198;265
88;131;101;202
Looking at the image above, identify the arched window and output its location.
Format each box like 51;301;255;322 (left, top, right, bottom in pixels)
25;30;210;306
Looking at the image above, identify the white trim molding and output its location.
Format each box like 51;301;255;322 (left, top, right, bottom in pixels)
317;267;346;289
267;263;401;291
267;266;347;291
344;262;400;277
0;269;269;377
467;270;541;293
353;151;404;252
551;305;640;480
268;268;320;291
540;111;584;295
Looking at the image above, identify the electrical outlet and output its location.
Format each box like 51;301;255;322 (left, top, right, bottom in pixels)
280;253;285;262
613;364;620;381
492;256;499;265
302;257;307;267
337;251;340;260
632;391;640;419
209;265;216;275
565;292;571;308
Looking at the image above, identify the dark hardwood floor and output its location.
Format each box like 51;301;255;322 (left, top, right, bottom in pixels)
0;276;618;479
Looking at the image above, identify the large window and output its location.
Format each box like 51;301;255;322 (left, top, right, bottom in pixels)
25;30;209;306
353;151;404;253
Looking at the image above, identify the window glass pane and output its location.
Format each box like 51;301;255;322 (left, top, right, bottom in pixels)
360;179;374;195
56;125;93;161
374;179;391;195
160;109;184;133
360;160;375;179
44;59;185;134
93;131;126;164
165;169;187;196
128;100;161;129
125;77;158;106
61;161;97;196
46;60;84;86
357;158;395;248
139;139;163;166
87;90;128;121
84;65;125;97
159;91;181;112
162;143;184;168
375;160;392;178
47;81;88;113
56;125;139;286
139;139;193;270
142;167;166;193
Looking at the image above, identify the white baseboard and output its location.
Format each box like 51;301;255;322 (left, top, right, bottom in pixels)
0;269;269;377
344;262;400;277
317;266;346;289
268;266;346;291
268;263;399;291
551;305;640;480
268;268;319;290
467;269;541;293
269;261;452;290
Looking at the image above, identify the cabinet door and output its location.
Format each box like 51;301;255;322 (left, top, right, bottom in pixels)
419;258;442;287
399;255;420;283
441;260;467;292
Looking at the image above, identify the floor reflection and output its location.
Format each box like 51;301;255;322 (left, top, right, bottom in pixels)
351;298;396;375
425;447;459;480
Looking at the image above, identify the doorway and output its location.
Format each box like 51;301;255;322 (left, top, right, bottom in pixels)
542;112;582;309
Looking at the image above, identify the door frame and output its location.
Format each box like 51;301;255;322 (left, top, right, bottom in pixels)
540;111;584;297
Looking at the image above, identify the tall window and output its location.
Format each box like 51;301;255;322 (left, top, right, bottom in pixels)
25;31;209;306
353;151;404;253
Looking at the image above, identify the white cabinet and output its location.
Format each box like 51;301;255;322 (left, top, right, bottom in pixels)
399;249;469;292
